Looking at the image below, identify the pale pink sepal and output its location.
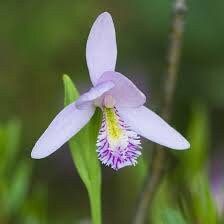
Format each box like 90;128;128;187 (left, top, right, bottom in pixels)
31;103;95;159
118;106;190;150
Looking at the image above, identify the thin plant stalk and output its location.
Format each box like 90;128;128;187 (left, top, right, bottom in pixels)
132;0;188;223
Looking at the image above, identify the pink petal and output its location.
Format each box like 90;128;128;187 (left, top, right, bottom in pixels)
97;71;146;108
31;103;95;159
76;81;115;109
118;106;190;149
86;12;117;85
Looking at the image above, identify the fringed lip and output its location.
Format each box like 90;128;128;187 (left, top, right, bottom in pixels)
97;107;142;170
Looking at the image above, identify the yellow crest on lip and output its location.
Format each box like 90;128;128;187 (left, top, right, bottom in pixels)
103;107;123;140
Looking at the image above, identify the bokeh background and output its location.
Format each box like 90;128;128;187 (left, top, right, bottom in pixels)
0;0;224;223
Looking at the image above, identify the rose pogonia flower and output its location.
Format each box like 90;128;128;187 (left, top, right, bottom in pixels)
31;12;190;170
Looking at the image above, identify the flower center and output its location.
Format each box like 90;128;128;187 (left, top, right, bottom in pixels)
103;95;116;108
96;107;141;170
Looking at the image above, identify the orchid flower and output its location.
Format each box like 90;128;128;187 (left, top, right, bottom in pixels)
31;12;190;170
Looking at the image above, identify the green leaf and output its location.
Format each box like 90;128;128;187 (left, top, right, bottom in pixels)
63;74;79;106
190;173;217;224
5;160;32;215
176;103;210;180
63;74;102;224
173;103;217;223
21;184;48;224
0;119;22;177
151;181;176;224
162;208;187;224
186;104;209;175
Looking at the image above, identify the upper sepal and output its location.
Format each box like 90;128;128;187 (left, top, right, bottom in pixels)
86;12;117;85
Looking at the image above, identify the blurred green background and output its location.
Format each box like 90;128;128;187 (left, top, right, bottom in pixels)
0;0;224;223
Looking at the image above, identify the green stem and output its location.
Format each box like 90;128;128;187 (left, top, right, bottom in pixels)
89;187;102;224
